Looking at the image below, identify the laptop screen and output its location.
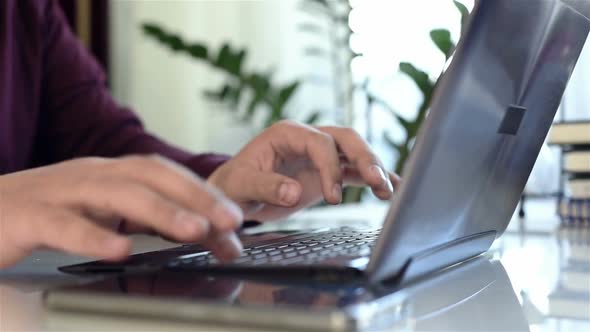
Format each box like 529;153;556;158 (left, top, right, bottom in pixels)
368;0;590;282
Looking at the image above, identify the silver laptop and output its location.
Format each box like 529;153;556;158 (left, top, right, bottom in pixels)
60;0;590;285
46;258;528;331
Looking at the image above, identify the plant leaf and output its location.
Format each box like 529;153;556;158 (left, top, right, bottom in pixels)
203;84;231;102
266;106;285;127
304;111;321;124
247;73;271;97
227;84;242;108
244;96;262;121
276;81;300;110
394;114;413;132
383;132;399;150
186;43;208;59
142;23;163;38
224;48;246;75
215;43;232;68
399;62;434;96
166;34;184;51
430;29;455;59
454;0;470;35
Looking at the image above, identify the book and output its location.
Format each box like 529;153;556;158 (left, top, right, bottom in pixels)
565;151;590;173
559;227;590;247
559;198;590;221
568;178;590;199
549;121;590;145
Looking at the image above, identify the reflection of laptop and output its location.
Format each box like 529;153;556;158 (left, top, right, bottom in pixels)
60;0;590;284
47;258;528;331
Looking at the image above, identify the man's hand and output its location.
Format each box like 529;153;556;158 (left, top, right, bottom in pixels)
0;156;243;268
209;121;400;221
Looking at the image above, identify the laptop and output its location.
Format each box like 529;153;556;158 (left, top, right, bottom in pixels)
46;258;528;331
60;0;590;285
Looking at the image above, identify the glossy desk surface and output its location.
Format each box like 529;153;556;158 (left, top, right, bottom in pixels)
1;199;589;332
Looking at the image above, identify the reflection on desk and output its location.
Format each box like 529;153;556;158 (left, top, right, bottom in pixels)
43;257;528;331
1;201;589;332
547;228;590;321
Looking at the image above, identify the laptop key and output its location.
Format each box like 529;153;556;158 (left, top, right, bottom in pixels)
280;256;306;265
234;257;253;264
252;258;270;265
270;255;284;262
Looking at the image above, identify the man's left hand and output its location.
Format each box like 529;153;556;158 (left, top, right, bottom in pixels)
208;121;401;221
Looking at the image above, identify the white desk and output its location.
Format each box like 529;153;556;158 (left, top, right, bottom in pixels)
1;199;589;332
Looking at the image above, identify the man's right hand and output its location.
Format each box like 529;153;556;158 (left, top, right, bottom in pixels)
0;156;243;268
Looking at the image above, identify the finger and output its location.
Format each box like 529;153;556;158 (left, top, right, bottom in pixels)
202;232;243;263
320;127;393;194
342;167;392;200
76;179;211;243
116;219;155;235
389;171;402;189
369;172;401;199
372;171;402;200
223;167;303;207
111;156;243;233
270;121;342;204
343;164;401;191
28;207;131;261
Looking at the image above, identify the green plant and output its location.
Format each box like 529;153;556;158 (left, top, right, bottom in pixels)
381;0;470;174
142;23;320;128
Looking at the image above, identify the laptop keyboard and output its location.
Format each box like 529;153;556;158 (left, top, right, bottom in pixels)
167;228;380;269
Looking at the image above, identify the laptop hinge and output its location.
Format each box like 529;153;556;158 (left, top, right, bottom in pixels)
379;230;497;287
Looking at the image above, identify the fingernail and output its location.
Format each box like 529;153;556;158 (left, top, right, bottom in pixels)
175;211;209;235
370;165;388;185
386;179;394;193
213;202;243;230
279;182;299;205
332;183;342;204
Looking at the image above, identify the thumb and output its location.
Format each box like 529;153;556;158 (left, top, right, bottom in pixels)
237;170;302;207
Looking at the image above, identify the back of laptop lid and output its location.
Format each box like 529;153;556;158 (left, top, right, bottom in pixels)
368;0;590;283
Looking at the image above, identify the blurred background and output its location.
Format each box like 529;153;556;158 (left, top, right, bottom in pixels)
59;0;589;202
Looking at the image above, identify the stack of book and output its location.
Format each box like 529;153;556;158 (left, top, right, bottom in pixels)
549;121;590;227
547;228;590;320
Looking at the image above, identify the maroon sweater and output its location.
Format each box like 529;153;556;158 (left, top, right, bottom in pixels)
0;0;227;176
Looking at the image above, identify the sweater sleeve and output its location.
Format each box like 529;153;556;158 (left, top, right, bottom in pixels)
35;0;228;178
